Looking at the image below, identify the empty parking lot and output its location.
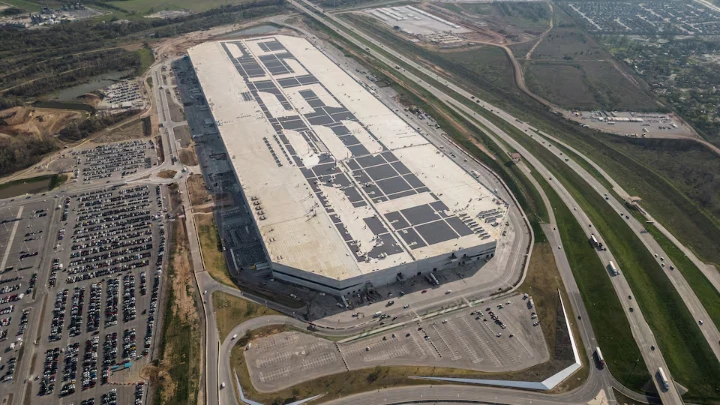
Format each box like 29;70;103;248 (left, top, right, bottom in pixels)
243;294;548;391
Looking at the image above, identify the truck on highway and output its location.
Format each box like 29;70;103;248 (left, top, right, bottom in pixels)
589;234;604;250
594;347;605;369
608;261;619;276
658;367;670;391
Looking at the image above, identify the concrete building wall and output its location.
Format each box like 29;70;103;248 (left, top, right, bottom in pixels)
272;241;497;296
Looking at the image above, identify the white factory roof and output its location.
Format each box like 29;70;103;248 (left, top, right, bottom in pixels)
188;35;503;281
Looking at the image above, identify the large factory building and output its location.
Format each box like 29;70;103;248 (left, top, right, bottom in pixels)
187;35;504;296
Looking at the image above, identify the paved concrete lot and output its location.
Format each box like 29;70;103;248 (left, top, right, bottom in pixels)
367;5;471;35
244;332;346;392
244;294;548;392
568;111;695;138
340;294;547;371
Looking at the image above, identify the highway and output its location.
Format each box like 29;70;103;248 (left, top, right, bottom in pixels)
378;3;718;366
287;0;687;403
288;0;720;362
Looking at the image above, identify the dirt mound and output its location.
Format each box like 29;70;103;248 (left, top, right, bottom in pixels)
0;106;85;138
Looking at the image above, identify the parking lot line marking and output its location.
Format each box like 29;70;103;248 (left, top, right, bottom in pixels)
408;331;429;360
0;206;23;273
464;317;502;367
431;323;461;361
256;350;294;368
447;320;482;364
510;328;535;361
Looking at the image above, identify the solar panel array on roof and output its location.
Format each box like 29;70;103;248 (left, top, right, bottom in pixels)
188;36;501;285
213;36;495;260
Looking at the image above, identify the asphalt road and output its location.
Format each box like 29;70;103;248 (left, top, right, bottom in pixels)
287;1;685;403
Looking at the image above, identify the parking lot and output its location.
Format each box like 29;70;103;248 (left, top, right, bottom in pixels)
244;332;347;392
366;5;470;45
568;111;694;138
244;294;548;392
25;184;167;404
99;81;145;110
0;201;54;384
73;140;157;183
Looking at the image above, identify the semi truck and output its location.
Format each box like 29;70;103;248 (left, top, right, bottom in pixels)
594;347;605;369
608;261;619;276
589;234;604;250
658;367;670;391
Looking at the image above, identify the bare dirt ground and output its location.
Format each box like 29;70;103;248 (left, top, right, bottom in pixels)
178;146;199;166
151;15;289;62
166;89;185;122
0;106;86;138
157;170;177;179
143;184;201;404
93;118;148;143
173;125;192;148
187;174;211;207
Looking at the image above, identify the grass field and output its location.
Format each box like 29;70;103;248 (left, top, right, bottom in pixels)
525;62;597;109
195;213;236;288
441;46;523;98
441;2;551;35
212;291;280;342
1;0;42;12
509;40;535;59
604;136;720;231
135;47;155;76
531;28;605;61
525;60;658;111
638;217;720;329
106;0;259;14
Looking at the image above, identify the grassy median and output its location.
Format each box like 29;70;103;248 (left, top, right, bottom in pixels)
212;291;280;342
196;213;236;288
532;171;649;390
525;138;720;401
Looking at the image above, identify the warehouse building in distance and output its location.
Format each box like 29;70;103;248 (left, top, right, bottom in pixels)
187;35;505;296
